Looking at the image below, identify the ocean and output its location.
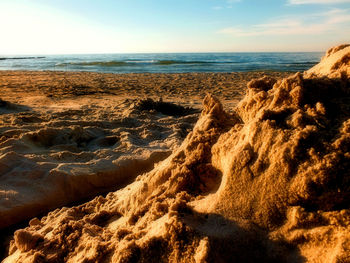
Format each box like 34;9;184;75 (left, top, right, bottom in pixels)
0;52;323;73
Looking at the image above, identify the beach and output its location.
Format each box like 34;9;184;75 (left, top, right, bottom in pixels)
1;45;350;262
0;70;290;257
0;71;291;109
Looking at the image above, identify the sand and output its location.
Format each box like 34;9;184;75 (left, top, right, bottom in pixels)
1;45;350;262
0;71;289;255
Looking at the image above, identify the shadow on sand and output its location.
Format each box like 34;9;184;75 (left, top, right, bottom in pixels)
0;99;31;115
182;210;306;263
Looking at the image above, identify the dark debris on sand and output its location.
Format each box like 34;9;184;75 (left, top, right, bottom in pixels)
0;98;7;107
133;98;199;117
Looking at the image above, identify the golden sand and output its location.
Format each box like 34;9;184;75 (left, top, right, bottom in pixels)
1;45;350;262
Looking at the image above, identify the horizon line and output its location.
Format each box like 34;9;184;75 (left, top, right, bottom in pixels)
0;50;325;56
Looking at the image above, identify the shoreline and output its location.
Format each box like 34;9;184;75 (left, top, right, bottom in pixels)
0;51;323;73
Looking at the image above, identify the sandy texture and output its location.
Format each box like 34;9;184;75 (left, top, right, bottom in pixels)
0;95;200;230
306;44;350;78
3;45;350;262
0;71;288;231
0;71;289;111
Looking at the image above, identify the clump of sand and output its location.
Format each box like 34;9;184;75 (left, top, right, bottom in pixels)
4;45;350;262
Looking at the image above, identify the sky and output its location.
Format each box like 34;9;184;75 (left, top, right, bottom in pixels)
1;0;350;54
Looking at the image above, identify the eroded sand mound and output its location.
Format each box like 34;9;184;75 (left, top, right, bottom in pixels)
4;45;350;262
306;44;350;78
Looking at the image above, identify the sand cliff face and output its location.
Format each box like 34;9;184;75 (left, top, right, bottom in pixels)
4;45;350;262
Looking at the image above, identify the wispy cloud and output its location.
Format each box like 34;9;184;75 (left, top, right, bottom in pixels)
218;20;324;36
212;6;223;10
226;0;241;7
325;8;350;23
212;0;241;10
218;8;350;37
288;0;350;4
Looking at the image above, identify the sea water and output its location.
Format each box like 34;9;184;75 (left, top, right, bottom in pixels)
0;52;323;73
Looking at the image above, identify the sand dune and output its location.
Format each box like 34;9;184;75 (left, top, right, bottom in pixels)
2;45;350;262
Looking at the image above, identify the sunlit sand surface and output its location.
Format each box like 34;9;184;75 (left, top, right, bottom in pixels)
1;45;350;262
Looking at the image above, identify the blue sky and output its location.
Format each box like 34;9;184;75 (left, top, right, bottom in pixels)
1;0;349;54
